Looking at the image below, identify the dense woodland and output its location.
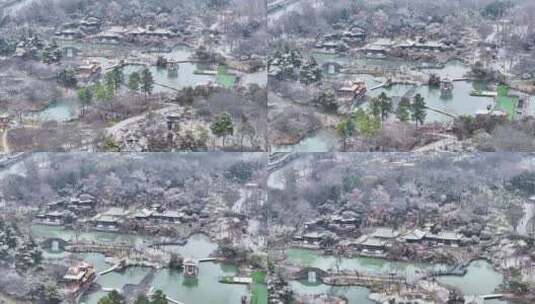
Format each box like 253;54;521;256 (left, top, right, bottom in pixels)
268;153;535;232
0;153;267;208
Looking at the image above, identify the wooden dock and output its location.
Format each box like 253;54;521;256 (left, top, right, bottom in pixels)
194;70;217;75
370;81;389;90
98;262;124;276
470;90;497;97
425;105;458;119
219;276;253;285
199;257;220;263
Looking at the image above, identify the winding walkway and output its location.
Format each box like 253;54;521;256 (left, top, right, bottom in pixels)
98;262;123;276
413;133;458;152
105;103;182;139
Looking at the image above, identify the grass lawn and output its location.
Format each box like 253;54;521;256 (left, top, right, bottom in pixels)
251;271;267;304
219;276;234;283
494;95;518;119
216;65;237;88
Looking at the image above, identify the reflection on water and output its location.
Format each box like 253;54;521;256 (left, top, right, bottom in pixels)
157;234;218;259
271;128;340;153
27;45;263;123
420;59;470;79
365;61;494;123
79;262;247;304
438;260;508;303
28;99;80;122
79;266;152;304
123;63;214;93
291;281;374;304
151;263;247;304
286;250;508;304
33;225;248;304
368;83;414;98
415;81;493;122
285;249;440;280
285;248;423;304
366;80;494;123
277;60;496;151
78;252;109;273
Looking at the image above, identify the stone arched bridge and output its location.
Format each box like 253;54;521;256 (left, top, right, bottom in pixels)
321;62;344;74
41;238;69;251
286;265;407;289
290;267;329;281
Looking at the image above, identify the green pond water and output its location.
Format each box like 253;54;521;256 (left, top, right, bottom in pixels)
285;248;415;303
285;249;441;280
120;46;252;92
290;281;374;304
26;99;80;122
279;59;501;151
271;128;341;153
122;62;214;94
157;234;219;258
420;59;470;79
367;80;494;123
285;249;509;304
313;52;350;66
33;225;252;304
360;60;494;123
313;52;415;71
30;225;220;258
79;259;248;304
437;259;504;296
29;44;262;122
314;56;495;123
149;263;248;304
